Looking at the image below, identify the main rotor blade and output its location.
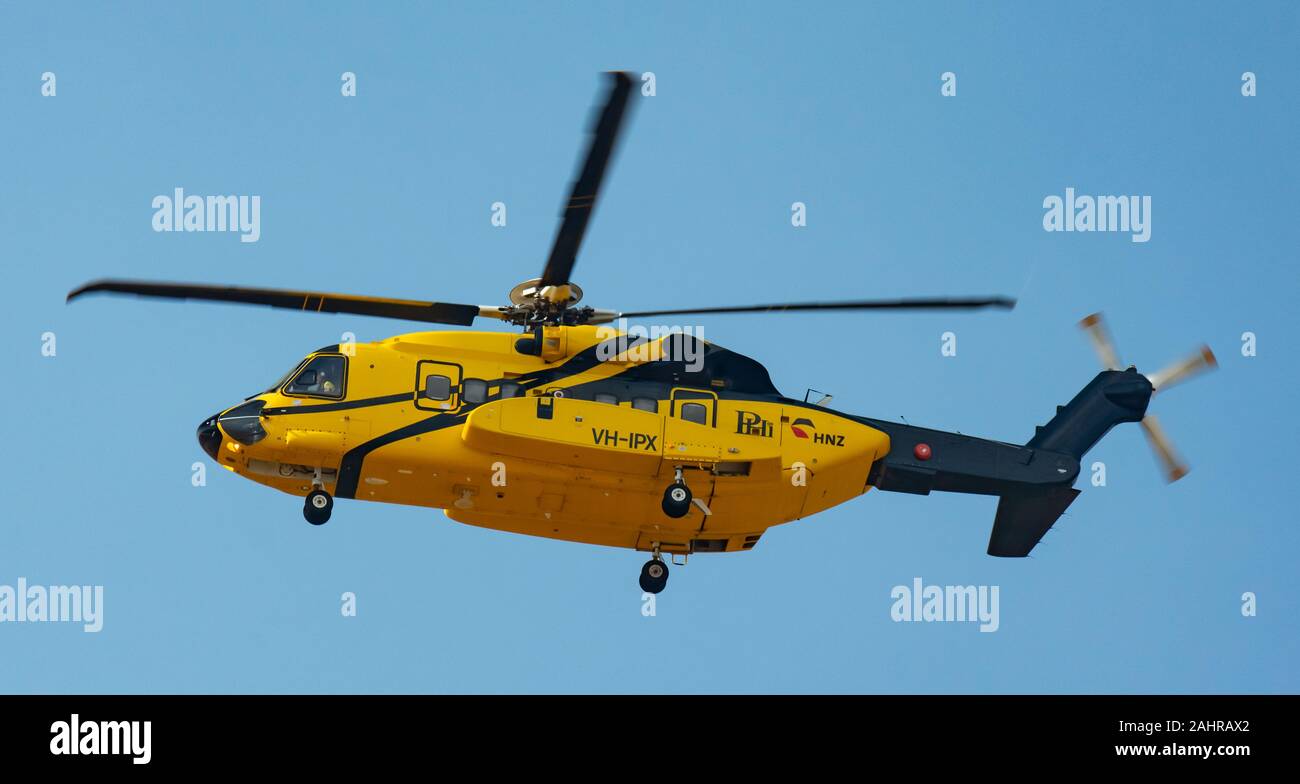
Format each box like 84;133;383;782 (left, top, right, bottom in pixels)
539;71;635;290
67;280;486;326
617;296;1017;320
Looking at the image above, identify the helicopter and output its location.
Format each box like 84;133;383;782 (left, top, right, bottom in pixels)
67;72;1215;594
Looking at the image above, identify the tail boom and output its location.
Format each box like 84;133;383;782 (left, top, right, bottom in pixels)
861;369;1155;557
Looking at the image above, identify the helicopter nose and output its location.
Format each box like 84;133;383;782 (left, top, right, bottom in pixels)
217;400;268;445
198;400;269;461
197;414;222;460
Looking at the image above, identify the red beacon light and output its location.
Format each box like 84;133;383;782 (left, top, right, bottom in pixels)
914;443;932;461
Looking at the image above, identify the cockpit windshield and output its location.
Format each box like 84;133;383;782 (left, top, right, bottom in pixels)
282;355;347;399
264;361;306;395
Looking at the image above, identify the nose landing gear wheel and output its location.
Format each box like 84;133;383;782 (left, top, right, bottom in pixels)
661;482;692;518
639;559;669;594
304;489;333;525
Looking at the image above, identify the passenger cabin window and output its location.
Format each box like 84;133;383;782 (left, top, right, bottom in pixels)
284;355;346;399
463;378;487;404
498;381;522;399
680;402;708;425
632;397;658;413
594;393;618;405
423;374;451;401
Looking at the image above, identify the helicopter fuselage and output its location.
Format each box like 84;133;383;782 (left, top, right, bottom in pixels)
201;326;891;555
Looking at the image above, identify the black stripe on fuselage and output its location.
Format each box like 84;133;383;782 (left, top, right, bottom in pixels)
332;339;624;498
334;410;470;499
263;392;411;416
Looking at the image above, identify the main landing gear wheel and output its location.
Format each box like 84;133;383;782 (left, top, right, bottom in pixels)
304;489;333;525
639;559;669;594
661;482;692;518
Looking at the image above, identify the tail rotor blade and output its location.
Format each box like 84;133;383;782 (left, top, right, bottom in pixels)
1079;312;1122;370
1147;345;1218;393
1140;415;1190;483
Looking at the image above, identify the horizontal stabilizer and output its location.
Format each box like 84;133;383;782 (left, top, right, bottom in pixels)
987;486;1081;557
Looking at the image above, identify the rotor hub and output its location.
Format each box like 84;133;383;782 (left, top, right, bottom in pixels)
497;278;612;328
508;278;584;307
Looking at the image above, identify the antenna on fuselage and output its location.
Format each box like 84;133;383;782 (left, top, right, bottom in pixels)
804;388;834;407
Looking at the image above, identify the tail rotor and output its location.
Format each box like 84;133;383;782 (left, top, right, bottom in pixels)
1077;313;1216;483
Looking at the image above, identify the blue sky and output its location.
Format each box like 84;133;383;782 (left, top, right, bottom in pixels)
1;1;1296;693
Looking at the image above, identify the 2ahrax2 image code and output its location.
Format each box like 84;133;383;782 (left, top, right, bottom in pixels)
66;71;1216;595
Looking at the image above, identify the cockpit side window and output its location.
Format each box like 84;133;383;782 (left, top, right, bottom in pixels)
284;355;347;399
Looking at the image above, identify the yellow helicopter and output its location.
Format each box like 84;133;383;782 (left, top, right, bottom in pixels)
67;72;1215;594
